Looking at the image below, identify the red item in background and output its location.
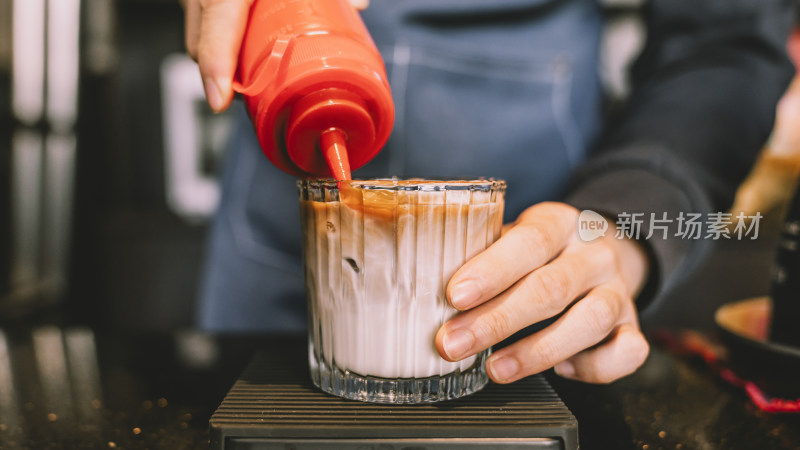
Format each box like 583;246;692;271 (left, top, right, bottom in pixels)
654;329;800;414
233;0;394;178
789;25;800;70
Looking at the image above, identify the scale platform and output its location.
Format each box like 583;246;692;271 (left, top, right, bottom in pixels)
210;340;578;450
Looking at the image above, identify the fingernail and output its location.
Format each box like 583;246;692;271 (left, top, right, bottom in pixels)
450;279;481;309
442;329;475;360
554;361;575;378
489;356;520;382
203;77;225;112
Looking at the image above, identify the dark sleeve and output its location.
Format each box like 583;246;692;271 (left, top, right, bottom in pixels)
565;0;797;309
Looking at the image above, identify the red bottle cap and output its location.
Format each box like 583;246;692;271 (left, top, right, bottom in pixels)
233;0;394;178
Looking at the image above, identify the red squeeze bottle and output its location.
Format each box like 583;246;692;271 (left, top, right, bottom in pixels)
232;0;395;180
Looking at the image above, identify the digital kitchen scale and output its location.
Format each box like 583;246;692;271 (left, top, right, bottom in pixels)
210;340;578;450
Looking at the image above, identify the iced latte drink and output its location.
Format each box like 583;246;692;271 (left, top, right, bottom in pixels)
299;178;506;403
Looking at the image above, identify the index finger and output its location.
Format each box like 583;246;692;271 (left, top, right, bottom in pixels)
447;202;578;310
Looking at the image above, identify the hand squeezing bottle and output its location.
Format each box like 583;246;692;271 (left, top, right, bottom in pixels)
233;0;394;180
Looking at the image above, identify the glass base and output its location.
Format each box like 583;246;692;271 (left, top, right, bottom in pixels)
309;349;490;404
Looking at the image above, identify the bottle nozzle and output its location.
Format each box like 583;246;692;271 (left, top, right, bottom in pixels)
320;128;351;181
286;88;374;177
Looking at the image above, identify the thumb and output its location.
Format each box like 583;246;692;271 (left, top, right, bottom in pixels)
197;0;254;112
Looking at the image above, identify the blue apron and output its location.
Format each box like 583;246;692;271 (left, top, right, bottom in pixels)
197;0;603;332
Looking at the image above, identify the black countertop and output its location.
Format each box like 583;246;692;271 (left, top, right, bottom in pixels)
0;322;798;450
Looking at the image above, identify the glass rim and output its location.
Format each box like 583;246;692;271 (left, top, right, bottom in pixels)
298;177;506;192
